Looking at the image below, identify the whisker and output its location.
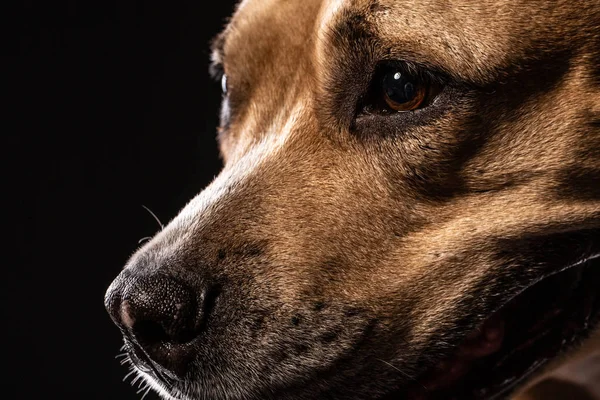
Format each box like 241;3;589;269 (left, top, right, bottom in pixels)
137;377;147;388
137;383;150;394
376;358;415;379
131;373;143;386
138;236;152;244
123;369;137;382
140;385;152;400
375;358;427;390
116;344;176;399
142;205;165;230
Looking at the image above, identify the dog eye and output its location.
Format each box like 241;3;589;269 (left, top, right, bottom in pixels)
382;70;425;111
361;64;441;115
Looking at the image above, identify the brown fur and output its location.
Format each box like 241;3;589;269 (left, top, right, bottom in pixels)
106;0;600;399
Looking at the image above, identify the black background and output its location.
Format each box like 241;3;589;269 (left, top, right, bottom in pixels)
10;1;237;398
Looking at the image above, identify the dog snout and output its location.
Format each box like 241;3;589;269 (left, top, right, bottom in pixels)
105;272;209;376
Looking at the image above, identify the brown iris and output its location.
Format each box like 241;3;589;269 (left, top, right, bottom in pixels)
382;70;426;111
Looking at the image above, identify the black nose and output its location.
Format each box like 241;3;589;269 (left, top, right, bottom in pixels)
105;274;205;376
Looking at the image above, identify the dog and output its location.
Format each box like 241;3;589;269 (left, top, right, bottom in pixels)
104;0;600;399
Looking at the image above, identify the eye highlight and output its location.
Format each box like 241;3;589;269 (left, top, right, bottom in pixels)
361;63;442;115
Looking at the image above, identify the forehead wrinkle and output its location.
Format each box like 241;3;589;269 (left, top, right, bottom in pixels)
316;0;566;86
316;0;377;46
369;2;512;83
314;0;467;90
371;0;598;84
317;0;356;32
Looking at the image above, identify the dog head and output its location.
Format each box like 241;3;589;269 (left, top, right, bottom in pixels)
105;0;600;399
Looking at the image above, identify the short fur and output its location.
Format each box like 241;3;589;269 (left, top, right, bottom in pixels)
105;0;600;399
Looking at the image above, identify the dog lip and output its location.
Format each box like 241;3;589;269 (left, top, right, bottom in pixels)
124;330;196;381
408;313;507;396
125;337;182;385
405;256;600;400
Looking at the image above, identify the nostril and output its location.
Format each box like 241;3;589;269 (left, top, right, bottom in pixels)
120;297;199;345
132;320;170;344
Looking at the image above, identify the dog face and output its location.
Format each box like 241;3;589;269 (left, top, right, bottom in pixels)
105;0;600;399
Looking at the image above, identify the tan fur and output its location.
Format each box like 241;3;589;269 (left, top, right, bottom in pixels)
107;0;600;398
